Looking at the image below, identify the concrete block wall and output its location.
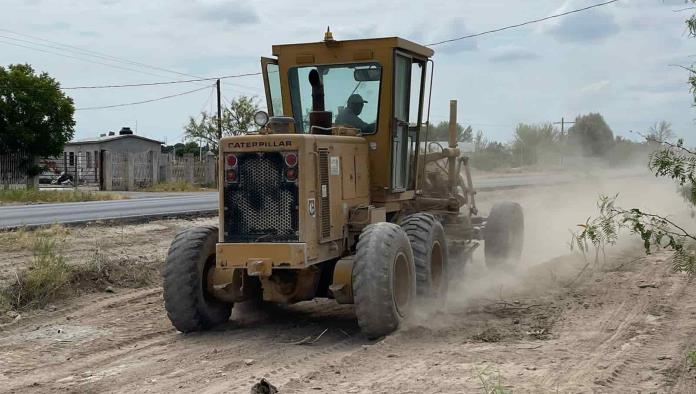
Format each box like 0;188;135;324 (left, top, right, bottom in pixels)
101;151;217;191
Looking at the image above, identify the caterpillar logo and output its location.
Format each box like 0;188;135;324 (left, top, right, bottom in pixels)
229;140;292;149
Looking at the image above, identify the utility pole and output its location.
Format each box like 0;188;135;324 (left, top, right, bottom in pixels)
216;79;222;142
553;117;576;136
553;117;576;167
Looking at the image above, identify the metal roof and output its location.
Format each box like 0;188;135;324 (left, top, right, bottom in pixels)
67;134;163;146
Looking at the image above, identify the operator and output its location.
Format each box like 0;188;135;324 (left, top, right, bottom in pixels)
335;93;375;133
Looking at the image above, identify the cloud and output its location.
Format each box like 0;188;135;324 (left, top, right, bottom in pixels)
489;47;540;63
628;78;688;94
33;21;71;31
428;17;478;54
544;2;620;43
580;80;611;94
78;31;101;38
194;1;259;25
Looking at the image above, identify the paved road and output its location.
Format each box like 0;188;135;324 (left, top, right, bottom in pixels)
0;170;647;229
0;194;217;229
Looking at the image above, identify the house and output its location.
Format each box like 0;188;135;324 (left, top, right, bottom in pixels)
49;127;163;186
63;127;162;165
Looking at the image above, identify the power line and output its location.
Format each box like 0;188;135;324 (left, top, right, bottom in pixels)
75;84;213;111
0;39;168;79
199;85;216;114
427;0;619;46
0;28;209;83
62;72;262;90
1;1;619;90
0;30;258;93
1;29;266;92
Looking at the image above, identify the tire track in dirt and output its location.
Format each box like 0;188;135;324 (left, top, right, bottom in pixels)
2;292;368;393
107;302;366;393
0;287;162;334
1;287;172;391
540;254;692;392
595;268;696;392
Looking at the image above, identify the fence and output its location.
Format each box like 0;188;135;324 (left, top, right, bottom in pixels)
0;151;33;189
40;151;101;188
103;151;216;191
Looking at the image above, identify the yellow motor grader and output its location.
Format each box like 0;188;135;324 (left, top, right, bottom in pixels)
163;31;524;338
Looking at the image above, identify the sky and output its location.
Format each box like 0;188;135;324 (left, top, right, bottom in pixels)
1;0;694;144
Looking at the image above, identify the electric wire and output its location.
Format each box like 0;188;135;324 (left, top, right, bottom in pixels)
61;72;262;90
427;0;619;46
0;28;211;83
0;39;168;79
75;84;213;111
2;1;620;116
0;30;261;91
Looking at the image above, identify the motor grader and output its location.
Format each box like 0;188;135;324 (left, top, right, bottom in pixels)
163;31;524;339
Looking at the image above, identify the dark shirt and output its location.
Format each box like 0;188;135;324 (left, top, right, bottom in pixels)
335;108;375;133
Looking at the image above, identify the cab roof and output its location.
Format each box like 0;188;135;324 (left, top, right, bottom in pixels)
272;36;434;59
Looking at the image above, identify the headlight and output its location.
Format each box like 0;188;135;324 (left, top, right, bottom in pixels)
254;111;269;127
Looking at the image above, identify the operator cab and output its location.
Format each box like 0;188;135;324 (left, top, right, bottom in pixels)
261;32;434;196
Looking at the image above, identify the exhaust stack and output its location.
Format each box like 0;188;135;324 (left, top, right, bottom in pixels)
308;69;332;134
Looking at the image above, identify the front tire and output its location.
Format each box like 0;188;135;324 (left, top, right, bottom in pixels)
163;226;232;333
352;223;416;339
484;202;524;268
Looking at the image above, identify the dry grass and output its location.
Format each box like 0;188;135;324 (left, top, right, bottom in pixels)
0;225;70;252
0;226;158;315
476;366;511;394
2;231;72;310
142;181;215;192
0;189;125;204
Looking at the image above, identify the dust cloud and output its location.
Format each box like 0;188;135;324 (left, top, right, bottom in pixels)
412;169;694;325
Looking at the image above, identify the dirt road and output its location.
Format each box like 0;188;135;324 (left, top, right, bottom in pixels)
2;177;696;393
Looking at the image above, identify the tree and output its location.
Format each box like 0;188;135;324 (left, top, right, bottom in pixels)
473;130;487;152
567;113;614;157
469;130;513;171
162;141;207;157
183;112;218;152
222;96;258;136
427;121;472;143
573;6;696;273
0;64;75;158
512;123;559;166
647;121;675;143
183;95;260;153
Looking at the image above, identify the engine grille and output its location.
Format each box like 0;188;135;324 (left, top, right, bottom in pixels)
318;149;331;239
224;152;299;243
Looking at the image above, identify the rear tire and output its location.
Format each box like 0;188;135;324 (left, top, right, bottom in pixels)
353;223;416;339
484;202;524;268
401;213;448;301
163;226;232;333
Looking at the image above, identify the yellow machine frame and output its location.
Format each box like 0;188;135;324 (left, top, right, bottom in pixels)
213;32;475;305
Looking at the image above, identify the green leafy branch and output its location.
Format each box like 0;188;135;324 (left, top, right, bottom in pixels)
572;194;696;274
649;138;696;203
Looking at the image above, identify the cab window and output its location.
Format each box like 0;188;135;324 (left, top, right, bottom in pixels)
288;62;382;134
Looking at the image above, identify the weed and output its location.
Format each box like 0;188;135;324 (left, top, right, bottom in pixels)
3;232;72;309
142;181;213;192
687;350;696;368
0;188;125;204
473;325;503;343
476;366;511;394
72;243;156;289
0;224;70;252
0;229;157;316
